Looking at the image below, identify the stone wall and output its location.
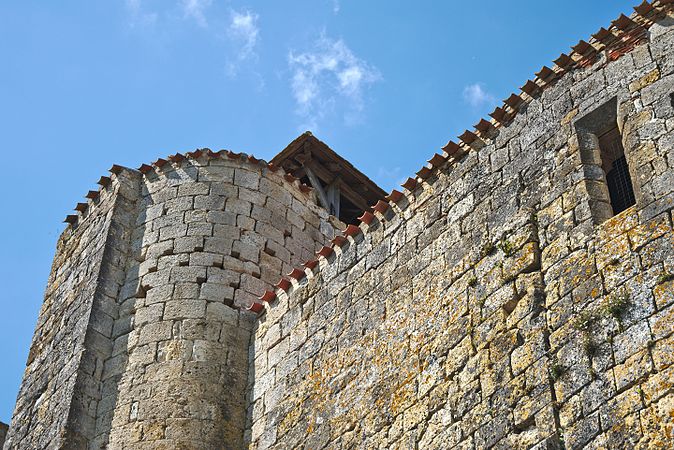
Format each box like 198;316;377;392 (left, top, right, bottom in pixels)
4;152;339;449
3;168;140;449
247;12;674;450
0;423;8;448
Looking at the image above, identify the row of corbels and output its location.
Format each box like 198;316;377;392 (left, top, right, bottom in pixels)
63;166;123;226
138;148;314;195
245;0;671;315
400;0;667;200
247;190;404;313
64;148;315;228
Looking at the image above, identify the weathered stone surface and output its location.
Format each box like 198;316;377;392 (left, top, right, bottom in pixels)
5;5;674;450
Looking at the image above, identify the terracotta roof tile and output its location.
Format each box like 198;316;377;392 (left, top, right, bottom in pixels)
344;224;362;238
401;178;418;191
138;164;153;174
75;203;88;213
317;246;334;258
416;166;433;180
247;302;264;313
276;278;291;292
260;291;276;303
386;190;404;203
64;215;78;224
97;176;111;187
332;235;348;247
373;200;390;214
288;268;305;281
85;190;99;200
358;211;375;225
109;164;124;174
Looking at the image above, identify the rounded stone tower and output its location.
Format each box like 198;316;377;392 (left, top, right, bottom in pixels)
4;148;340;450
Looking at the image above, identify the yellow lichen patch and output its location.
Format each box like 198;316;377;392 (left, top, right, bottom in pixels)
628;215;672;251
629;68;661;92
653;280;674;310
561;108;579;125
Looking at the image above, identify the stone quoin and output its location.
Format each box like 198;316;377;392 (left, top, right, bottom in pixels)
3;1;674;449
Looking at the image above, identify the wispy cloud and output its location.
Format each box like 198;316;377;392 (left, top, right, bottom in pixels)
124;0;158;28
226;10;260;76
288;34;381;130
462;83;495;109
181;0;212;27
331;0;340;13
375;166;404;191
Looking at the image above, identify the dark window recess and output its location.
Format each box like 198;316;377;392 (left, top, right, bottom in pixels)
598;127;636;215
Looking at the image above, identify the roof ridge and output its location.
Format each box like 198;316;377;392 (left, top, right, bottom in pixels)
246;0;672;315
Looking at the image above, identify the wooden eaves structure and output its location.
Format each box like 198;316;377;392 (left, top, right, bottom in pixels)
271;132;388;224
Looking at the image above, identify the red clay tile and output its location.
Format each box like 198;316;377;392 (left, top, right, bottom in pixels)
86;190;99;200
401;178;418;191
154;158;168;168
475;119;493;133
459;130;478;144
248;155;260;164
303;259;319;270
267;163;279;172
613;14;636;30
75;203;88;213
138;164;153;174
109;164;124;174
170;153;185;163
316;246;334;258
386;190;403;203
299;184;312;193
572;40;593;54
288;268;306;281
416;166;433;180
98;176;111;187
505;94;523;109
634;1;654;14
64;215;78;224
332;235;347;247
521;80;541;96
373;200;390;214
260;291;276;303
428;153;447;167
489;107;509;123
358;211;375;225
344;224;362;237
247;302;264;313
284;173;298;183
276;278;291;291
554;53;574;69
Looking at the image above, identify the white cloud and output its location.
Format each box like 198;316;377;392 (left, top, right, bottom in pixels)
462;83;495;109
332;0;340;13
226;10;260;77
181;0;212;27
375;166;404;191
124;0;158;28
288;34;380;130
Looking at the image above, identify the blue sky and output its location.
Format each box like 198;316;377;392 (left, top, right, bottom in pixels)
0;0;638;423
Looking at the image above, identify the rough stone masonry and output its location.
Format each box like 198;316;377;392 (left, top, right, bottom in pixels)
4;1;674;449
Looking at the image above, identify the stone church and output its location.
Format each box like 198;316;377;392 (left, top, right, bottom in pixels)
3;1;674;448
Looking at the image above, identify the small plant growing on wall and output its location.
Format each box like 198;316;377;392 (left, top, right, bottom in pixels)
498;238;516;257
480;242;496;259
656;272;674;284
550;359;566;381
603;295;630;321
572;310;599;332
